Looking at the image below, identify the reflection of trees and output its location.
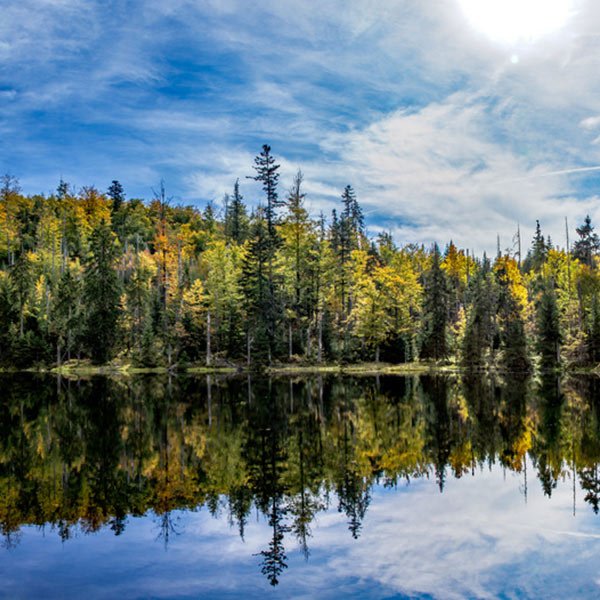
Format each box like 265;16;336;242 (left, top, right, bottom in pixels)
6;372;600;579
423;376;452;491
531;376;564;498
246;380;290;585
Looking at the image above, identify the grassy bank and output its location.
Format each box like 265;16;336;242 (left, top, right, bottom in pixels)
0;358;461;377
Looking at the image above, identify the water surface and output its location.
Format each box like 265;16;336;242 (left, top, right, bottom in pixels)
1;373;600;599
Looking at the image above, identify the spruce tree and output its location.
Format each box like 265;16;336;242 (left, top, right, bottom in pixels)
461;260;496;369
9;250;31;337
225;179;248;244
573;215;600;268
588;294;600;363
419;244;448;360
536;284;561;371
84;220;122;363
497;276;530;373
241;210;273;363
247;146;283;361
248;145;282;244
107;180;125;214
55;264;83;363
528;220;547;272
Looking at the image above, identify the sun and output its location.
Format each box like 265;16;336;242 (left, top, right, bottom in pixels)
458;0;574;45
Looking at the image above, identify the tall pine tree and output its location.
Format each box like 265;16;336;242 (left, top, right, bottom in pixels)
419;244;448;360
84;220;122;363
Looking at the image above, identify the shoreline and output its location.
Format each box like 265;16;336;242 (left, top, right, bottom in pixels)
0;360;592;377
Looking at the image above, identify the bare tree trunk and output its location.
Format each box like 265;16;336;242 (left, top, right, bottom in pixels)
375;345;380;363
247;330;251;366
206;309;211;366
288;321;292;360
318;312;323;363
306;325;311;359
207;375;212;428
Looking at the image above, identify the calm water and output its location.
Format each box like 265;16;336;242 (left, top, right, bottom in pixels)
2;373;600;599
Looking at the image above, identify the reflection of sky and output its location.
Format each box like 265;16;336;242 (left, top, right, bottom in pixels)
4;460;600;599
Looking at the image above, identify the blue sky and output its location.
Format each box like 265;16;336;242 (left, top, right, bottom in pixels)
2;0;600;252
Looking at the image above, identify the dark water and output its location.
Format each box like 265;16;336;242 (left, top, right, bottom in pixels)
2;373;600;599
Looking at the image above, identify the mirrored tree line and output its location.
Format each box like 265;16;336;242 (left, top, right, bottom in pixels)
3;373;600;584
3;148;600;369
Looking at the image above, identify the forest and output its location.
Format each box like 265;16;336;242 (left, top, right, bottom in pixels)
1;144;599;371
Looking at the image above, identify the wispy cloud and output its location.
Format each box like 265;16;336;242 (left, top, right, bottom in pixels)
2;0;600;253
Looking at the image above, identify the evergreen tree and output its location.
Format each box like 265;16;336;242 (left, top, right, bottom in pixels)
225;179;249;245
84;220;122;363
241;210;273;363
248;145;282;244
56;178;69;199
107;180;125;214
341;184;364;244
526;220;547;272
588;293;600;364
281;171;317;357
536;284;561;371
247;146;283;362
496;265;530;372
9;251;31;337
54;264;83;363
461;261;496;368
419;244;448;360
573;215;600;268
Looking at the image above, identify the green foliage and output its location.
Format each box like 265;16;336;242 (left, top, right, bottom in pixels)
2;162;600;373
419;244;448;360
536;285;561;371
84;220;122;363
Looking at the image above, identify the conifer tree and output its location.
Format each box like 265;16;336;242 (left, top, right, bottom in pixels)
461;260;496;368
419;244;448;360
9;250;31;337
225;179;248;245
242;210;273;363
247;146;283;362
54;264;83;363
588;294;600;364
281;171;316;357
536;284;561;371
249;145;282;244
573;215;600;268
496;265;530;372
527;220;547;272
84;220;122;363
107;180;125;214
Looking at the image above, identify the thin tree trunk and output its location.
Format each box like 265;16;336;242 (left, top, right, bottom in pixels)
247;330;251;366
318;312;323;363
289;321;292;360
206;309;211;366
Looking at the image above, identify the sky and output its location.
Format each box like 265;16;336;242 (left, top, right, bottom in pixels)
2;0;600;253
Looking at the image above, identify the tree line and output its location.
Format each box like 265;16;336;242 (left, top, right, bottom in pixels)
1;145;600;370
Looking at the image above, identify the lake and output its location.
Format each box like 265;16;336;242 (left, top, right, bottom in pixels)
1;373;600;599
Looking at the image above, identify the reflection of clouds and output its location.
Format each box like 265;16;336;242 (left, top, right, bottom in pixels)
5;464;600;599
304;466;600;599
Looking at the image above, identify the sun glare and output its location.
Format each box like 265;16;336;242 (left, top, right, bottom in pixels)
458;0;574;45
